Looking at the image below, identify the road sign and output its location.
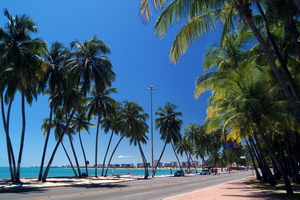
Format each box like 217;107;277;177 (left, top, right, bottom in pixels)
223;143;240;149
223;143;233;149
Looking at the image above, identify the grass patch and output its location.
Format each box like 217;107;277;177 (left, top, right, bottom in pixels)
244;178;300;200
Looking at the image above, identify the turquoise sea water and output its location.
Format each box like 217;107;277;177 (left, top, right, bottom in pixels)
0;167;196;179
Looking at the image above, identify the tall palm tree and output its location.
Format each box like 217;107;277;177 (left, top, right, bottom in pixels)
0;9;46;182
197;44;293;191
114;101;149;179
154;102;183;177
139;0;300;131
38;41;69;181
42;36;115;182
86;86;117;177
71;106;95;176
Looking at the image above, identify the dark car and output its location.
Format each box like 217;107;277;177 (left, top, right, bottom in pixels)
200;169;211;175
174;170;185;177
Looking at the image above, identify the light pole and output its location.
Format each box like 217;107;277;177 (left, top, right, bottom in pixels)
147;85;155;170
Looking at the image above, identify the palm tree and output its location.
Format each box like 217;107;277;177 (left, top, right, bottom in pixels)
42;36;115;182
154;102;183;177
114;101;149;179
139;0;300;131
175;137;192;172
193;124;209;170
0;9;46;182
71;106;95;176
38;41;69;181
86;86;117;177
41;114;78;176
197;40;294;190
99;102;120;177
0;73;17;182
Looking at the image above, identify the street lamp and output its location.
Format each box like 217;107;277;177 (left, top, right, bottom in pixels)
147;85;155;170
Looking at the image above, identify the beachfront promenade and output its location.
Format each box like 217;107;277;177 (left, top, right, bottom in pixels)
0;170;284;199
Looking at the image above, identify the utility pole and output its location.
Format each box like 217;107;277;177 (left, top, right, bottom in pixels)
147;85;155;171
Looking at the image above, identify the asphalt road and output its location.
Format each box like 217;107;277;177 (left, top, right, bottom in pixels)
0;170;253;200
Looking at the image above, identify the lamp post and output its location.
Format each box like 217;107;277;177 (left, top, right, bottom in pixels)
147;85;155;170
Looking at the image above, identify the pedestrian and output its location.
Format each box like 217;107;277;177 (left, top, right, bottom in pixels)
128;169;130;175
213;168;217;175
170;169;172;175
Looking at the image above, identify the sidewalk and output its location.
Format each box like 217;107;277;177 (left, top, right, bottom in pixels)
165;177;280;200
0;175;281;199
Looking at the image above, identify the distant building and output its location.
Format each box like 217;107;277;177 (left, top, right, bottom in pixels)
121;163;134;168
164;163;172;167
171;161;178;167
191;161;199;167
137;163;150;168
154;160;163;167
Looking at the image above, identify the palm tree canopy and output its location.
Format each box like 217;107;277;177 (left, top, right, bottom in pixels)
68;35;115;95
155;102;183;144
115;101;149;139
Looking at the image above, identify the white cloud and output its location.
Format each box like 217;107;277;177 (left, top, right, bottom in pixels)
118;155;133;158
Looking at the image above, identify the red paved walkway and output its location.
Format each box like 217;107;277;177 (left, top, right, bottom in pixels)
165;177;280;200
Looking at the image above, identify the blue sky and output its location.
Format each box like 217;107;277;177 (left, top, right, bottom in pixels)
0;0;220;168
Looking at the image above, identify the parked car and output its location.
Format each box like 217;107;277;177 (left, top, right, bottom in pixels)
200;169;211;175
174;170;185;177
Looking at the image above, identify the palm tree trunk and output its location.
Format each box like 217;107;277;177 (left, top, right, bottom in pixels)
138;141;149;179
246;139;262;180
68;134;81;176
171;142;182;170
152;141;167;177
235;2;300;125
94;116;100;177
256;3;300;101
101;130;114;176
1;95;16;182
61;142;77;176
284;129;300;183
42;84;85;182
105;135;125;177
293;0;300;13
256;124;293;194
249;135;267;181
15;90;26;183
78;130;88;176
252;133;276;185
38;104;54;181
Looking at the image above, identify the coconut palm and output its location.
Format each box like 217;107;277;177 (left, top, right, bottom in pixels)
38;42;69;181
193;124;209;170
139;0;300;131
99;102;120;177
41;112;78;176
42;36;115;181
175;137;192;172
0;9;46;182
154;102;183;177
86;86;117;177
114;101;149;179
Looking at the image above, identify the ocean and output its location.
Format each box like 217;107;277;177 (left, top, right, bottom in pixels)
0;167;196;179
